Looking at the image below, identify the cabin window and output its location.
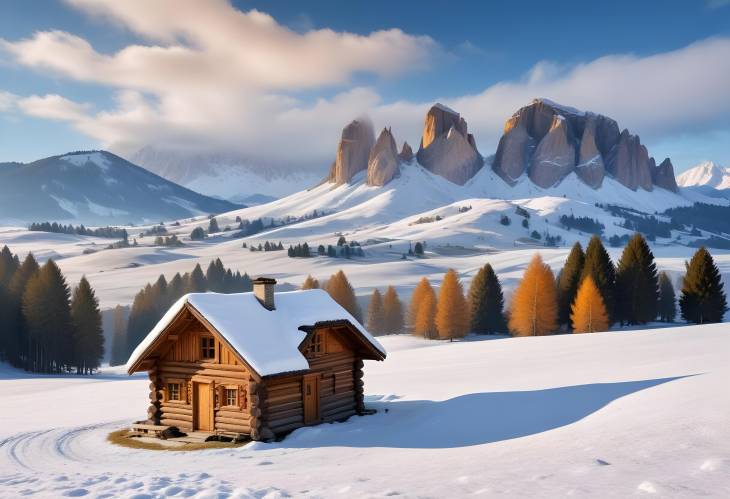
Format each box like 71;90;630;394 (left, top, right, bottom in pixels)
168;382;181;401
224;388;238;407
308;331;323;356
200;336;215;360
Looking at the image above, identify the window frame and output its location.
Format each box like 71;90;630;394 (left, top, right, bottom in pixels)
307;331;324;357
199;334;216;361
223;387;238;408
164;378;186;403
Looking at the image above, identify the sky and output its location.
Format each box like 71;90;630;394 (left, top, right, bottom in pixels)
0;0;729;174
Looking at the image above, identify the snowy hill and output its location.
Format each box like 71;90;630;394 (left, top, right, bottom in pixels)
0;151;241;225
1;325;729;497
676;161;730;189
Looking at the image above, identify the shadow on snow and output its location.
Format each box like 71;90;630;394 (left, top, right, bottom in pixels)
274;376;690;449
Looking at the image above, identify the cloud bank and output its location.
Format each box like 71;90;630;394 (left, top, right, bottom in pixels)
1;0;729;171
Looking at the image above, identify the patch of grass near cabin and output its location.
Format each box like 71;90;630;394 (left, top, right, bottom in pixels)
107;429;249;451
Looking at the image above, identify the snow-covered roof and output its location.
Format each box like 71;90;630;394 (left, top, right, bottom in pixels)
126;289;385;377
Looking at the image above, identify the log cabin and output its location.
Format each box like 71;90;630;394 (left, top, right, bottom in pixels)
126;277;386;440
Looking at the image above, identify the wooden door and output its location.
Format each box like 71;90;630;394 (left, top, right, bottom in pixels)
303;374;320;424
194;382;213;431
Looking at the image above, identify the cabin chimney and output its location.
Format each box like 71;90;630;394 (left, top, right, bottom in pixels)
253;277;277;310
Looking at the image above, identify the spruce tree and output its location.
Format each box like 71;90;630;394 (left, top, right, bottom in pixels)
326;270;362;323
187;263;207;292
22;260;74;372
615;233;658;325
581;235;616;323
468;263;507;334
367;289;385;335
509;253;558;336
679;247;727;324
208;217;220;233
435;269;469;339
383;286;404;334
168;273;185;302
557;242;585;328
657;271;676;322
70;277;104;374
110;305;128;366
7;253;39;368
206;258;227;292
571;276;609;333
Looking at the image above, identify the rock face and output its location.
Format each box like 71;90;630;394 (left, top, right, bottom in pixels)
529;115;576;188
327;118;375;184
606;130;653;191
399;142;414;162
575;115;606;188
416;104;483;185
492;98;670;191
652;158;679;192
367;128;400;186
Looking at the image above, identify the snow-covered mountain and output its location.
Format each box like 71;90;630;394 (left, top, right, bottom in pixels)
676;161;730;189
130;147;322;202
0;151;240;226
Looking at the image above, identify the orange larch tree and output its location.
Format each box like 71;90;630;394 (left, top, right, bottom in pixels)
435;269;469;339
508;253;558;336
367;289;385;335
571;276;609;333
382;286;404;334
415;288;437;339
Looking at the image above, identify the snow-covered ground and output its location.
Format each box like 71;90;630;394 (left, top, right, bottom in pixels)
1;325;729;498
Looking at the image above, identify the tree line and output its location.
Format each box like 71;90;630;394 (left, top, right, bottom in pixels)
0;246;104;373
29;222;129;239
299;234;727;340
113;259;254;365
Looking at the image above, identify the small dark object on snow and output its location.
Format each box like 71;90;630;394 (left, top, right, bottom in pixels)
384;408;389;413
595;459;611;466
159;426;186;440
205;434;233;443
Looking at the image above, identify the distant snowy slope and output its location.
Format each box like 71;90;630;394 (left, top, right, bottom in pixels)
0;151;241;225
131;147;322;201
677;161;730;189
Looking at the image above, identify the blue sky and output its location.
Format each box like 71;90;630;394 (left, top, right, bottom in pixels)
1;0;729;173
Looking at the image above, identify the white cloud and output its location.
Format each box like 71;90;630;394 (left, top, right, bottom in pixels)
18;94;91;121
0;91;18;112
1;1;729;172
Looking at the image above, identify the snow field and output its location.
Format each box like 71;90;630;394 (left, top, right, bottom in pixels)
1;325;729;497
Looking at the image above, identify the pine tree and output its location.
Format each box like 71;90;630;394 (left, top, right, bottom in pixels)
206;258;226;292
571;276;609;333
326;270;362;323
7;253;39;368
0;245;18;286
22;260;74;372
679;247;727;324
301;275;320;289
208;217;220;233
657;271;676;322
615;233;658;325
581;235;616;323
367;289;385;335
383;286;404;334
70;277;104;374
414;287;437;339
556;242;585;328
0;246;19;362
468;263;507;334
509;253;558;336
168;272;185;302
187;263;207;292
435;269;469;339
110;305;128;366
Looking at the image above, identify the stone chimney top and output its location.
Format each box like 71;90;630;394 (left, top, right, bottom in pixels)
253;277;276;310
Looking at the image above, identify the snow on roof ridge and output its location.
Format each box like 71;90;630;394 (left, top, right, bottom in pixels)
126;289;385;377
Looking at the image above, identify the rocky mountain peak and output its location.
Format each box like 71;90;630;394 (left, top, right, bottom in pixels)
492;99;674;192
416;104;483;185
399;141;414;163
366;127;400;187
327;118;375;185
